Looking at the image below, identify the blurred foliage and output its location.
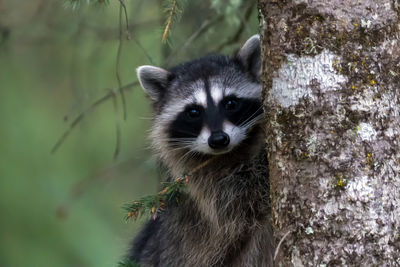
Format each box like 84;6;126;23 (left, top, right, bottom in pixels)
63;0;110;9
0;0;258;266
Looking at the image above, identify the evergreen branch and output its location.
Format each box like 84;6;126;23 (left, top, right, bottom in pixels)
123;175;189;221
161;0;186;43
161;0;177;42
51;81;139;154
123;158;212;221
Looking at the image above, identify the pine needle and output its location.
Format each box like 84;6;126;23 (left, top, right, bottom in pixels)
123;175;189;221
123;159;212;222
162;0;177;42
161;0;186;43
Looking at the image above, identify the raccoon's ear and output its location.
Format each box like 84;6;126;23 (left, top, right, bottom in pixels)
136;65;171;102
236;34;261;80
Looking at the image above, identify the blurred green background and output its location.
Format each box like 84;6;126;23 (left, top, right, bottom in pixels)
0;0;258;266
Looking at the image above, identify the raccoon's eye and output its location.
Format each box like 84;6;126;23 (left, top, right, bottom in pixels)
186;107;202;119
223;98;241;112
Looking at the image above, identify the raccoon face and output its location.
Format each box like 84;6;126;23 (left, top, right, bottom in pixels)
137;35;262;158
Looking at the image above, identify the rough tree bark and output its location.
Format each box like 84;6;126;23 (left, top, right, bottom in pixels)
259;0;400;265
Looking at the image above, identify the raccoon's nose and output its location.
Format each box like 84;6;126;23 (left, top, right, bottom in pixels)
208;131;230;149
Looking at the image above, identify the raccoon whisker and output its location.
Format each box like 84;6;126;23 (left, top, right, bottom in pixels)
168;144;194;152
239;110;264;128
169;143;196;148
242;117;264;132
165;137;197;140
244;114;264;127
164;141;196;145
237;106;264;128
168;142;196;148
175;149;197;168
234;116;263;138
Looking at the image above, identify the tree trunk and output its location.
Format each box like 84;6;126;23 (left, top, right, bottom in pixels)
259;0;400;265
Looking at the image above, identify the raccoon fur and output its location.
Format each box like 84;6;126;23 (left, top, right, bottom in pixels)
128;35;273;266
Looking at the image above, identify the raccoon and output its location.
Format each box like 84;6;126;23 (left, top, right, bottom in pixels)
128;35;273;266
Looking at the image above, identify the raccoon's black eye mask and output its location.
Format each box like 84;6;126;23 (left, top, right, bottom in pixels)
184;105;203;121
222;96;241;112
137;35;261;105
166;95;261;142
220;97;262;127
169;106;204;139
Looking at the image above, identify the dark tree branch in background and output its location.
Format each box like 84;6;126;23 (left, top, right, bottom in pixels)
54;0;253;158
131;34;156;65
87;19;159;40
116;0;128;121
53;1;154;157
165;14;224;67
214;0;255;52
111;1;129;160
114;0;153;158
118;0;155;64
0;25;10;47
111;87;122;159
56;155;148;220
51;81;139;155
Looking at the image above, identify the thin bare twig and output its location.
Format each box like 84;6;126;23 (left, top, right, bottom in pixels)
117;0;128;121
118;0;155;65
111;88;122;159
51;81;139;154
86;19;159;40
118;0;130;38
112;0;131;159
131;36;155;65
56;155;148;220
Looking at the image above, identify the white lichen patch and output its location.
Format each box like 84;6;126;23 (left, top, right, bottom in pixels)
346;176;374;203
323;198;339;216
270;50;347;108
357;123;377;141
306;134;317;155
305;226;314;235
384;127;395;138
361;19;372;28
